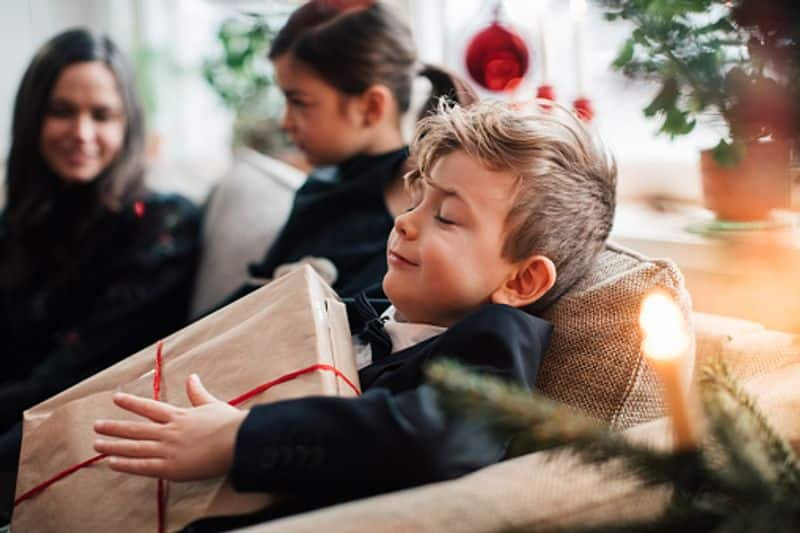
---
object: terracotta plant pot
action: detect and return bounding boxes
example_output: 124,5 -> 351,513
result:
700,140 -> 791,221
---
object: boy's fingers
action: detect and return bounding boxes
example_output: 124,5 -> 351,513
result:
107,456 -> 167,478
94,419 -> 164,441
113,393 -> 177,423
94,438 -> 163,459
186,374 -> 217,407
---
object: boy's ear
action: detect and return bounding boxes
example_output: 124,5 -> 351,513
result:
359,84 -> 394,127
490,256 -> 557,308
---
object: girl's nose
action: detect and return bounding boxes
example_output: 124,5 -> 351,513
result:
281,108 -> 294,134
394,209 -> 419,240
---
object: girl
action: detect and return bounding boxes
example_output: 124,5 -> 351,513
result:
221,0 -> 476,304
0,29 -> 201,488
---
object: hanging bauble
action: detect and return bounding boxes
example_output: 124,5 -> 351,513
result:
573,97 -> 595,122
536,84 -> 556,101
465,22 -> 530,92
534,84 -> 556,111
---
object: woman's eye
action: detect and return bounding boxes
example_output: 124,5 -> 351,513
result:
47,106 -> 72,118
92,109 -> 112,122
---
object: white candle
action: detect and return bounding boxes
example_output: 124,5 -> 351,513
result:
639,290 -> 695,450
570,0 -> 587,97
537,4 -> 549,83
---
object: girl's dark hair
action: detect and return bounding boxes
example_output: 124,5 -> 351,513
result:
270,1 -> 476,120
1,28 -> 146,285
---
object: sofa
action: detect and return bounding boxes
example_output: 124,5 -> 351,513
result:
189,149 -> 800,532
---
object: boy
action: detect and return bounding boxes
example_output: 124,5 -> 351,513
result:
93,100 -> 616,526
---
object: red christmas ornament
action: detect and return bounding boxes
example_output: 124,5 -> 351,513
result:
536,84 -> 557,111
465,22 -> 530,92
573,97 -> 595,122
536,84 -> 556,101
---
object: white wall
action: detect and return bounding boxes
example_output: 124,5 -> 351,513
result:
0,0 -> 115,157
0,0 -> 240,201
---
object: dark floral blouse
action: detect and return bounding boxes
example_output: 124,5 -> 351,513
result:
0,193 -> 201,435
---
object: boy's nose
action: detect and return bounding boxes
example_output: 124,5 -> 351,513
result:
394,210 -> 419,240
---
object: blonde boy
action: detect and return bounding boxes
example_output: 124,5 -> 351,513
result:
94,101 -> 616,527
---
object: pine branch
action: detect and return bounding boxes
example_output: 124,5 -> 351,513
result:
700,360 -> 800,501
426,360 -> 706,488
426,359 -> 800,532
425,360 -> 607,452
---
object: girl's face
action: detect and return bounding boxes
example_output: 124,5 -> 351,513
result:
273,53 -> 370,166
40,61 -> 126,184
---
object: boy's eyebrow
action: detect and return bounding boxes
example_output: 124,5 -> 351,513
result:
422,176 -> 462,199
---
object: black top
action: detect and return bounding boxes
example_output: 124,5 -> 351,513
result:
238,147 -> 408,301
231,303 -> 551,501
0,193 -> 201,435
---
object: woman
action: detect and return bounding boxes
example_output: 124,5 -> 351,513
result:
0,29 -> 201,478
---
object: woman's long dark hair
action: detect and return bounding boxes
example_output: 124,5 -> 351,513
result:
269,1 -> 476,122
1,28 -> 146,286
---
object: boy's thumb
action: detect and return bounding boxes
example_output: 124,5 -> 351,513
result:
186,374 -> 217,406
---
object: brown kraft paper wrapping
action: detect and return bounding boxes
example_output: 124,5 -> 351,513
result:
12,265 -> 360,532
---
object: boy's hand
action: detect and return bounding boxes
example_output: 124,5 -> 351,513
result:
94,374 -> 248,482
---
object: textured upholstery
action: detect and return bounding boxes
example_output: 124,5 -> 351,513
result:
539,242 -> 693,428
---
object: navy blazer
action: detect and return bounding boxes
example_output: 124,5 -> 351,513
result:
231,303 -> 551,498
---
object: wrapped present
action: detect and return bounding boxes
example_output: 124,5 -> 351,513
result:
12,265 -> 359,532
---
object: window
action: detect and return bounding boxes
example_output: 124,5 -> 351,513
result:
409,0 -> 719,202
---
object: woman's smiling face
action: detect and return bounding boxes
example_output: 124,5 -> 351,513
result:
40,61 -> 126,184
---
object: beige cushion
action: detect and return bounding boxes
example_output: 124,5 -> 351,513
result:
716,330 -> 800,383
539,242 -> 693,428
692,312 -> 765,372
743,362 -> 800,451
190,149 -> 304,316
242,419 -> 673,533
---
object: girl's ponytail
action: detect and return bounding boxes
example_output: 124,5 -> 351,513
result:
416,64 -> 477,120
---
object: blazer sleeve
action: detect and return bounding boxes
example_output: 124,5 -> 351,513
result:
231,305 -> 552,499
0,196 -> 201,423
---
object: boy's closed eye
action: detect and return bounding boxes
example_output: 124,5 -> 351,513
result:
434,198 -> 466,226
434,212 -> 456,225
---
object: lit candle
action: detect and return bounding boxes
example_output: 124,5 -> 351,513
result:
570,0 -> 587,97
639,290 -> 695,450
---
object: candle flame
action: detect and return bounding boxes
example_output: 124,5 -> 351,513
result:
639,291 -> 689,361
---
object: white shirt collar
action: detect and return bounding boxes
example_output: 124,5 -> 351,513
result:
353,305 -> 446,370
380,306 -> 446,354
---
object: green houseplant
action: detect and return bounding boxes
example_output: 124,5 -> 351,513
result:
203,8 -> 292,155
601,0 -> 799,220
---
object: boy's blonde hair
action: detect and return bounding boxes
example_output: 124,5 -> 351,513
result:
406,100 -> 617,311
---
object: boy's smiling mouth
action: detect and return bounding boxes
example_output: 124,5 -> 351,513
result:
388,250 -> 419,267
